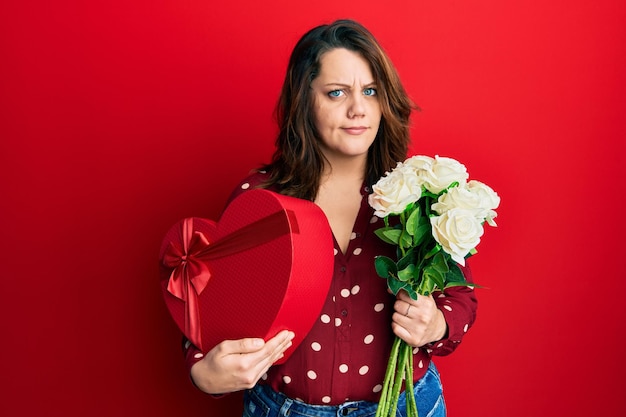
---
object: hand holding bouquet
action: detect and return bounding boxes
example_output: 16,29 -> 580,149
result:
368,155 -> 500,417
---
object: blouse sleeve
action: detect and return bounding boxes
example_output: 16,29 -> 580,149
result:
428,263 -> 478,356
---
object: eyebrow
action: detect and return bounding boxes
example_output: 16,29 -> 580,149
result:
322,81 -> 377,88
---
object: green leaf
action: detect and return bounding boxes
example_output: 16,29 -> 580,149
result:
404,284 -> 418,300
443,262 -> 485,289
423,244 -> 441,259
397,264 -> 415,282
405,206 -> 421,236
423,190 -> 439,199
445,262 -> 466,283
412,223 -> 431,247
431,252 -> 450,274
374,256 -> 397,279
387,276 -> 406,295
422,265 -> 445,293
374,228 -> 401,245
446,181 -> 460,191
419,274 -> 437,296
396,247 -> 416,271
444,281 -> 481,289
399,232 -> 413,249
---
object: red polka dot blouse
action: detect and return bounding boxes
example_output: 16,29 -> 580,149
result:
183,171 -> 478,405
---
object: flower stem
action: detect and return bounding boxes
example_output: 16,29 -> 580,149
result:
405,345 -> 418,417
388,340 -> 409,417
399,211 -> 407,257
375,336 -> 402,417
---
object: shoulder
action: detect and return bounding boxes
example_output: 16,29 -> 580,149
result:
226,169 -> 273,205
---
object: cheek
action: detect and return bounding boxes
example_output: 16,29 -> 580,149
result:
313,105 -> 336,133
371,102 -> 382,121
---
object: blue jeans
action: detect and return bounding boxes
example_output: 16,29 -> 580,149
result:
242,361 -> 446,417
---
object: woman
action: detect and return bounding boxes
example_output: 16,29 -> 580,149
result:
184,19 -> 477,416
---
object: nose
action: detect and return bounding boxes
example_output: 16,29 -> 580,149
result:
348,94 -> 366,118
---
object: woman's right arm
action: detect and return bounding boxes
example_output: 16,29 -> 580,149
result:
186,170 -> 289,394
186,330 -> 295,394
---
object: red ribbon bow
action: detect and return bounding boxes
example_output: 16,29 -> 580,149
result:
161,211 -> 298,350
162,218 -> 212,348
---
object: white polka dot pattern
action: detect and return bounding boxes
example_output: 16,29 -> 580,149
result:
234,168 -> 481,406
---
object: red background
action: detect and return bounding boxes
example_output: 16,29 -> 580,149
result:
2,1 -> 625,416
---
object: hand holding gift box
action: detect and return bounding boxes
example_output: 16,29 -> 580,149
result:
159,189 -> 334,364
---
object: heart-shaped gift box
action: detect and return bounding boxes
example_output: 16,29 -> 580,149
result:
159,189 -> 334,364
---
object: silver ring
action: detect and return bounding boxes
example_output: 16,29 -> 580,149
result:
405,304 -> 411,317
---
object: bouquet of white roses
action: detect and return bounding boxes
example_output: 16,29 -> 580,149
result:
368,155 -> 500,417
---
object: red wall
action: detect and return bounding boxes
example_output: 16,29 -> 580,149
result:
2,1 -> 625,416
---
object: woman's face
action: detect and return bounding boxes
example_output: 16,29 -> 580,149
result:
310,48 -> 382,164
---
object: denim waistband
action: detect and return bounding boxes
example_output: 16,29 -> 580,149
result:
247,383 -> 381,416
243,361 -> 444,417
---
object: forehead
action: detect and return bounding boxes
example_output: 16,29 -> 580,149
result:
316,48 -> 374,82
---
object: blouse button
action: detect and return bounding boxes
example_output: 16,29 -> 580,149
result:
340,266 -> 347,272
341,310 -> 348,316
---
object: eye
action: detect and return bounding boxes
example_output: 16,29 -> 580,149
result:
363,88 -> 377,96
328,90 -> 344,98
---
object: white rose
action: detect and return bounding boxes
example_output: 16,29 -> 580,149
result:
403,155 -> 434,172
421,155 -> 469,195
431,186 -> 480,215
432,184 -> 499,225
369,164 -> 423,217
467,180 -> 500,226
430,208 -> 484,266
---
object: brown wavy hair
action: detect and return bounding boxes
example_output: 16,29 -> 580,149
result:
261,19 -> 417,201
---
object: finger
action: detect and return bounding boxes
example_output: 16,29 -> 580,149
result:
219,338 -> 266,356
248,331 -> 295,380
266,330 -> 295,363
391,322 -> 419,347
246,330 -> 294,368
394,299 -> 412,317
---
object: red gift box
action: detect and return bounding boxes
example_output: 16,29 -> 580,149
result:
159,189 -> 334,364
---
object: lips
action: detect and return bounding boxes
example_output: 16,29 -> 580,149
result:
342,126 -> 368,135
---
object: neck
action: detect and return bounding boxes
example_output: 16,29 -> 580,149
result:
321,154 -> 367,184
